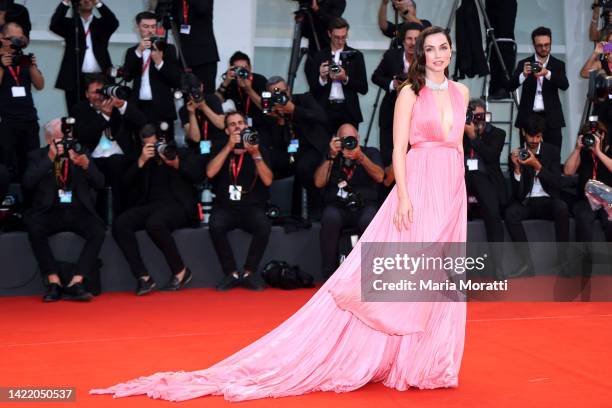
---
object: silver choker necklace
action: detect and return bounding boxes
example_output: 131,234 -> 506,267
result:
425,78 -> 449,91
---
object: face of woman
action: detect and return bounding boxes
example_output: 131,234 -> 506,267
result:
423,33 -> 452,73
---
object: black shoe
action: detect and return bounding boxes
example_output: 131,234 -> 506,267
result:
241,272 -> 266,291
215,273 -> 241,292
43,283 -> 62,302
136,277 -> 156,296
162,268 -> 193,291
62,282 -> 93,301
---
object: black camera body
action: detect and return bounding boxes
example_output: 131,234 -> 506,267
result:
149,36 -> 167,52
518,148 -> 531,162
235,127 -> 259,149
531,61 -> 543,75
328,60 -> 341,74
583,117 -> 600,149
232,66 -> 250,80
175,72 -> 204,103
465,107 -> 487,125
7,37 -> 32,67
154,139 -> 177,161
588,69 -> 612,100
341,135 -> 358,151
96,85 -> 131,100
57,117 -> 84,156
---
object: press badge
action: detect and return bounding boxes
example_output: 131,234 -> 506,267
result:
229,185 -> 242,201
288,139 -> 299,153
58,189 -> 73,203
466,159 -> 478,171
180,24 -> 191,35
200,140 -> 212,154
11,86 -> 26,98
99,135 -> 113,151
337,180 -> 348,199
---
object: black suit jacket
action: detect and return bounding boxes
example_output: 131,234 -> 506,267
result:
172,0 -> 219,67
70,100 -> 147,159
22,148 -> 104,219
509,55 -> 569,128
508,142 -> 561,201
463,125 -> 508,205
308,45 -> 368,124
50,2 -> 119,91
123,148 -> 203,223
123,44 -> 181,120
372,47 -> 405,129
302,0 -> 346,55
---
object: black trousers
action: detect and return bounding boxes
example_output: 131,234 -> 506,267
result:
320,203 -> 377,279
24,205 -> 106,280
93,155 -> 133,218
190,62 -> 218,93
208,205 -> 271,275
573,199 -> 612,242
0,163 -> 8,202
64,73 -> 88,113
137,100 -> 175,141
466,172 -> 504,242
0,120 -> 40,182
379,126 -> 393,168
543,126 -> 563,154
112,201 -> 190,278
326,102 -> 359,134
486,0 -> 517,94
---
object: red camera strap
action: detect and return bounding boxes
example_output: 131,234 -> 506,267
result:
7,66 -> 20,86
592,151 -> 598,180
342,165 -> 355,181
183,0 -> 189,24
142,53 -> 152,74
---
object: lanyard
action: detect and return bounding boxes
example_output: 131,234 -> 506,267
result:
592,151 -> 598,180
197,112 -> 209,140
55,158 -> 70,189
342,165 -> 355,181
236,79 -> 253,115
84,24 -> 92,39
7,66 -> 20,86
183,0 -> 189,24
469,148 -> 475,159
230,153 -> 245,185
142,53 -> 152,74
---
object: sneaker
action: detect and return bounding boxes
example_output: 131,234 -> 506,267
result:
215,273 -> 241,292
136,277 -> 157,296
161,268 -> 193,291
62,282 -> 93,301
43,283 -> 62,302
241,272 -> 266,291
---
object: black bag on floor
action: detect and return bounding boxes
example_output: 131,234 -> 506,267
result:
261,260 -> 315,290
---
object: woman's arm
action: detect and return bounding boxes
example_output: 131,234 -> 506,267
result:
392,85 -> 416,203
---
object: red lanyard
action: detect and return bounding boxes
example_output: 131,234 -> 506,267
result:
230,153 -> 245,184
56,159 -> 70,189
7,66 -> 20,86
342,165 -> 355,181
142,53 -> 152,74
469,148 -> 475,159
183,0 -> 189,24
236,79 -> 252,115
592,151 -> 598,180
84,25 -> 92,39
196,112 -> 209,140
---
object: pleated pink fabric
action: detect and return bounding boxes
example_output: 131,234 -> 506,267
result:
91,81 -> 468,402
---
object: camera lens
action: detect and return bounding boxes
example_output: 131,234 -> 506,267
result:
341,136 -> 358,150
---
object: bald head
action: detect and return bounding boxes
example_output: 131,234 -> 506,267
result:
337,123 -> 359,140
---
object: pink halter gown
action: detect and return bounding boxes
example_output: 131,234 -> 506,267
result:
91,80 -> 468,402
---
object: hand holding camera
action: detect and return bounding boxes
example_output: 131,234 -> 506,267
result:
138,38 -> 152,54
100,98 -> 114,116
329,136 -> 342,159
342,144 -> 363,162
0,53 -> 12,67
69,150 -> 90,170
330,65 -> 347,82
532,62 -> 549,78
523,61 -> 532,77
319,61 -> 330,80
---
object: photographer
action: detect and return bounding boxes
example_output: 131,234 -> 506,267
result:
590,1 -> 612,43
314,123 -> 383,280
377,0 -> 430,40
206,111 -> 273,292
112,123 -> 202,296
22,119 -> 105,302
0,22 -> 43,182
505,114 -> 569,276
509,26 -> 569,155
308,17 -> 368,133
372,22 -> 422,187
463,98 -> 507,247
178,73 -> 225,159
0,0 -> 31,37
171,0 -> 219,92
564,119 -> 612,243
122,11 -> 181,140
70,74 -> 147,216
50,0 -> 119,112
580,32 -> 612,79
215,51 -> 268,131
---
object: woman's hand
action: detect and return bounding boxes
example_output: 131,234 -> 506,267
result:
394,196 -> 413,231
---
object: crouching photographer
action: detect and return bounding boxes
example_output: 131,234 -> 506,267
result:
206,112 -> 273,292
314,123 -> 384,279
564,118 -> 612,243
112,123 -> 202,296
22,118 -> 105,302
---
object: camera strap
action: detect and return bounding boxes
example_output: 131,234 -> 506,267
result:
142,53 -> 152,75
199,113 -> 209,140
54,158 -> 70,190
230,153 -> 245,185
593,151 -> 599,180
182,0 -> 189,24
7,66 -> 20,86
237,87 -> 252,116
341,165 -> 355,181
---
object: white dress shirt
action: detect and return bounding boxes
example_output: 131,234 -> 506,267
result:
518,54 -> 551,112
513,143 -> 550,198
134,48 -> 164,101
80,15 -> 102,74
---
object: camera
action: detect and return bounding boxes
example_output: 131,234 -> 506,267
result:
587,69 -> 612,100
328,60 -> 341,75
465,107 -> 488,125
6,36 -> 32,67
235,127 -> 260,149
518,148 -> 531,162
96,85 -> 131,100
341,135 -> 358,150
154,122 -> 177,160
149,36 -> 167,52
57,117 -> 84,156
174,72 -> 204,103
583,116 -> 600,149
531,61 -> 542,74
271,88 -> 289,106
232,66 -> 250,80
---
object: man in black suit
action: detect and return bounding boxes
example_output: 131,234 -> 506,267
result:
22,118 -> 106,302
113,124 -> 202,296
71,74 -> 147,216
123,11 -> 181,140
509,26 -> 569,155
50,0 -> 119,112
463,98 -> 507,243
505,114 -> 569,276
0,0 -> 31,37
171,0 -> 219,92
372,22 -> 422,186
206,112 -> 272,292
308,17 -> 368,133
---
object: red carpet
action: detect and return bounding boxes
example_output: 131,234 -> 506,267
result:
1,287 -> 611,407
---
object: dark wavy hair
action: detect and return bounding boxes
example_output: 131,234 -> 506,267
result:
405,26 -> 452,96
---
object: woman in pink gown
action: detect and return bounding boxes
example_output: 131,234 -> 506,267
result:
91,26 -> 470,403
